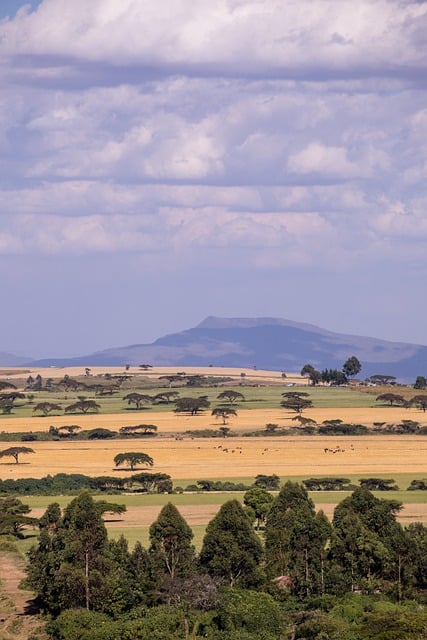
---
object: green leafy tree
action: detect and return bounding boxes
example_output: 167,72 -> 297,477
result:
0,446 -> 35,464
27,492 -> 115,613
359,478 -> 399,491
0,496 -> 38,536
148,502 -> 197,596
328,487 -> 406,594
174,396 -> 210,415
114,452 -> 154,471
200,499 -> 264,588
414,375 -> 427,390
321,368 -> 348,385
254,474 -> 280,490
265,481 -> 331,597
342,355 -> 362,378
300,364 -> 321,386
243,487 -> 274,529
215,587 -> 285,638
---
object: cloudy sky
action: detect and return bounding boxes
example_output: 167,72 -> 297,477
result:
1,0 -> 426,358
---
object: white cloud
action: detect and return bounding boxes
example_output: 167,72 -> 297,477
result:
0,0 -> 426,79
287,142 -> 360,179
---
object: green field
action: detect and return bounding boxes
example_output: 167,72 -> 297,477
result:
0,383 -> 378,420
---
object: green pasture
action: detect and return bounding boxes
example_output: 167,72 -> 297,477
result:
0,383 -> 379,421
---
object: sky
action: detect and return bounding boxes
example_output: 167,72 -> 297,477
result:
1,0 -> 427,358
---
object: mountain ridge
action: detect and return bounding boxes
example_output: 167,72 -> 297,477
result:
7,316 -> 425,381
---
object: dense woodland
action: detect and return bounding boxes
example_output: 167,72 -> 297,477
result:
14,484 -> 427,639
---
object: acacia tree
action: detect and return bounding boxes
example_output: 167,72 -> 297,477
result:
123,393 -> 152,410
410,395 -> 427,412
152,391 -> 180,404
113,452 -> 154,471
0,446 -> 35,464
174,396 -> 210,415
65,400 -> 100,414
211,407 -> 237,425
281,392 -> 312,414
216,390 -> 245,404
375,393 -> 405,407
0,380 -> 17,391
119,424 -> 158,436
0,496 -> 38,536
33,402 -> 62,416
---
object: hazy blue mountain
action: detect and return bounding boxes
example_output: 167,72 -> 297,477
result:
0,351 -> 30,366
25,316 -> 427,380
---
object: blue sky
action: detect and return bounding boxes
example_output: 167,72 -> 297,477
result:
1,0 -> 427,358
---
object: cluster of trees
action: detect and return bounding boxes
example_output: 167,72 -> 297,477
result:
0,471 -> 173,497
376,393 -> 427,411
23,485 -> 427,639
300,355 -> 362,386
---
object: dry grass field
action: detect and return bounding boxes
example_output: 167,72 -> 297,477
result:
1,433 -> 426,479
1,406 -> 426,435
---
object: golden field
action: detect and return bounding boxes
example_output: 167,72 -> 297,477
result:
1,433 -> 427,480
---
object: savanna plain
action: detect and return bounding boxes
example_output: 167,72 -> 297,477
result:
1,365 -> 426,550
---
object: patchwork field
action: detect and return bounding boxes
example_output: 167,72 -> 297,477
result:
1,366 -> 427,540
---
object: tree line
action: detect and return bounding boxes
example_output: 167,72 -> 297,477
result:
18,484 -> 427,639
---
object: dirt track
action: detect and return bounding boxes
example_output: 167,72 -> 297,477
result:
0,554 -> 47,640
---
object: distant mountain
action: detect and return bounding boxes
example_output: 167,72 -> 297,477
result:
26,316 -> 427,381
0,351 -> 30,366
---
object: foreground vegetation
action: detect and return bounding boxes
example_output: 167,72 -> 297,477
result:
16,485 -> 427,639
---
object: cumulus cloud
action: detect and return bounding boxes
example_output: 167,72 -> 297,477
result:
0,1 -> 425,280
0,0 -> 426,80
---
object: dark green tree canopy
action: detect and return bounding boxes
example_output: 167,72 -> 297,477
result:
149,502 -> 196,585
281,392 -> 313,414
375,393 -> 405,406
300,364 -> 322,385
114,452 -> 154,471
65,400 -> 100,414
414,375 -> 427,390
0,446 -> 35,464
33,401 -> 62,416
216,390 -> 245,404
342,355 -> 362,378
174,396 -> 210,415
200,499 -> 264,588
